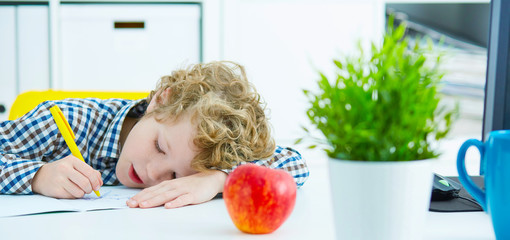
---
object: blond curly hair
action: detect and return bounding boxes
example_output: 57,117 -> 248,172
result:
145,61 -> 275,171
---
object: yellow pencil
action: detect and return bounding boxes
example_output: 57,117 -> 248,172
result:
50,105 -> 101,197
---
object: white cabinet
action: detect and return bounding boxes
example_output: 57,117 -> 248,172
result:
59,4 -> 201,91
0,5 -> 49,121
17,6 -> 50,93
0,2 -> 203,120
0,6 -> 16,121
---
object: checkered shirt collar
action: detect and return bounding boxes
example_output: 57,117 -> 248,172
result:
97,99 -> 143,160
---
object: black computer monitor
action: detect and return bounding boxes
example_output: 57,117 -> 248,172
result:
482,0 -> 510,141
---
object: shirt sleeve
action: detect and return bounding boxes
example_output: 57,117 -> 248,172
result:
0,101 -> 59,194
222,146 -> 310,188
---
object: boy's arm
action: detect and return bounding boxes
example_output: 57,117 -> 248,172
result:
127,146 -> 309,209
0,101 -> 58,194
222,146 -> 310,188
0,154 -> 45,194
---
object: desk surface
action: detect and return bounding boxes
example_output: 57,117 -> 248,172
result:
0,138 -> 496,240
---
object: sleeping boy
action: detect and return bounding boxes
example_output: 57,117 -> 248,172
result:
0,61 -> 309,209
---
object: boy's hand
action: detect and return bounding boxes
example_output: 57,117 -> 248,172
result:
127,170 -> 227,209
32,155 -> 103,199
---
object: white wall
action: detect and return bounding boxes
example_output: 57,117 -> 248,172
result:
222,0 -> 382,143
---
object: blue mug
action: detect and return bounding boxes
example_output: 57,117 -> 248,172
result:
457,130 -> 510,239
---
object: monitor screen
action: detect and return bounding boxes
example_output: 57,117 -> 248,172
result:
482,0 -> 510,141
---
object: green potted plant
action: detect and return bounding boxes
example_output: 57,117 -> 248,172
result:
301,16 -> 456,240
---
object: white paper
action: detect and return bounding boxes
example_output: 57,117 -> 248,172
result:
0,186 -> 141,217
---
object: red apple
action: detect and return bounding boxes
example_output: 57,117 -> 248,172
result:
223,164 -> 297,234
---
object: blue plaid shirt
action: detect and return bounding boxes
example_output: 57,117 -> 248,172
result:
0,98 -> 309,194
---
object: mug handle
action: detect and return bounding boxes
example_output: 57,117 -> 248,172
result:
456,139 -> 486,211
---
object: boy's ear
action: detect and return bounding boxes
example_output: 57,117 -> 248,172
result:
158,87 -> 172,104
147,87 -> 171,113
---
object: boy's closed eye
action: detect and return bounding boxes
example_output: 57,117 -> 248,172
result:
155,139 -> 179,179
154,139 -> 165,154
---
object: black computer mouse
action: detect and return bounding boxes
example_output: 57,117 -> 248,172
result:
431,173 -> 462,201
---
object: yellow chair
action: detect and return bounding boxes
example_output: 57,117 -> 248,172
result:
8,90 -> 149,120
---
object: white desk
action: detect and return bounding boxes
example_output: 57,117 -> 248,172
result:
0,145 -> 495,240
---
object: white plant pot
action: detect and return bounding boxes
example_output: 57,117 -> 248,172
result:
328,158 -> 434,240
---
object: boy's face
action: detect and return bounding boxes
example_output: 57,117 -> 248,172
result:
116,113 -> 199,188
